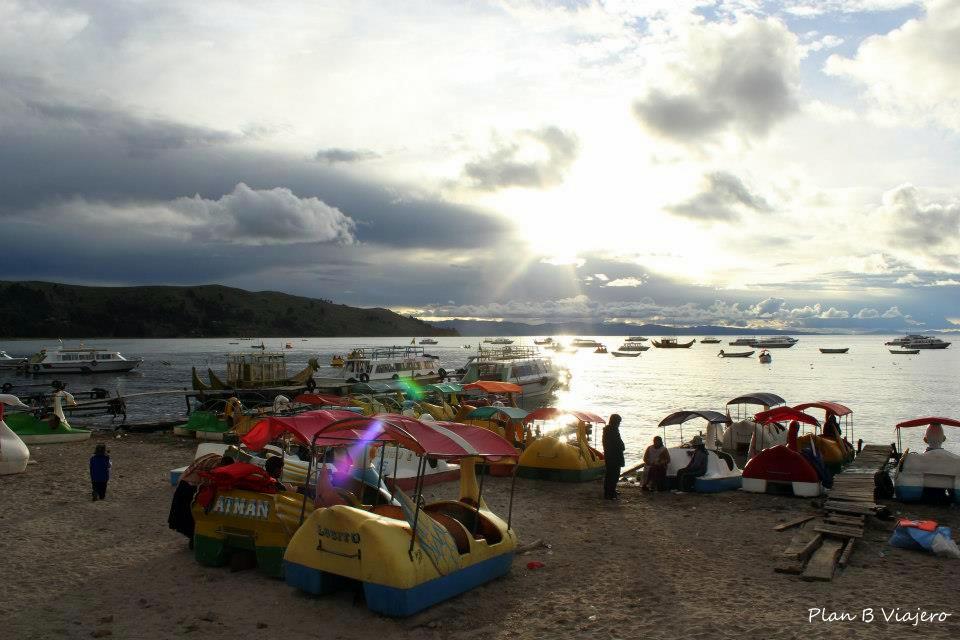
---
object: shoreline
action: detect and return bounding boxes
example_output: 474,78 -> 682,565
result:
3,434 -> 959,639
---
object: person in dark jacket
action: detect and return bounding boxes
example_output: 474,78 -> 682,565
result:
89,444 -> 111,501
675,435 -> 708,492
602,414 -> 625,499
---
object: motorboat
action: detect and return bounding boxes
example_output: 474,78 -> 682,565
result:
533,338 -> 554,345
700,338 -> 721,344
657,410 -> 741,492
313,346 -> 446,385
886,334 -> 950,349
3,389 -> 91,444
652,337 -> 695,348
750,336 -> 798,348
617,341 -> 649,352
625,336 -> 647,342
0,351 -> 27,369
890,349 -> 919,355
742,406 -> 827,497
594,345 -> 608,354
570,338 -> 600,348
793,401 -> 856,473
459,346 -> 563,400
23,346 -> 142,374
819,348 -> 849,354
894,417 -> 960,503
611,351 -> 640,357
419,338 -> 439,345
728,337 -> 756,346
281,414 -> 520,616
0,394 -> 32,475
193,352 -> 318,390
517,408 -> 607,481
717,350 -> 753,358
721,392 -> 788,457
490,338 -> 514,345
758,350 -> 772,363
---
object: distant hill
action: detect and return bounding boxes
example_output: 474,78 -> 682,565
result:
0,281 -> 457,339
433,319 -> 823,337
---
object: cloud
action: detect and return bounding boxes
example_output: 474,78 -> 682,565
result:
462,127 -> 579,190
877,184 -> 960,256
753,297 -> 786,316
36,183 -> 356,246
632,16 -> 800,144
605,277 -> 645,288
895,272 -> 922,285
825,0 -> 960,131
882,306 -> 904,318
854,308 -> 880,319
314,148 -> 380,164
667,172 -> 771,221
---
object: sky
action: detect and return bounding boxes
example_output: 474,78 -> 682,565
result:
1,0 -> 958,331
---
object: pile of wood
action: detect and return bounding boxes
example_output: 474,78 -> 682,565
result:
774,470 -> 884,581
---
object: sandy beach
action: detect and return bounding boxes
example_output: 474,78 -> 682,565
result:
3,434 -> 959,640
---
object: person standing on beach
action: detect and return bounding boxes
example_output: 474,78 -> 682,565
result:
602,414 -> 625,500
89,443 -> 111,501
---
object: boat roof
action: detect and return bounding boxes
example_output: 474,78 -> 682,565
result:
793,401 -> 852,417
243,411 -> 517,461
465,406 -> 530,420
523,407 -> 605,424
463,380 -> 523,394
658,410 -> 730,427
349,381 -> 411,394
293,393 -> 353,407
895,417 -> 960,430
754,406 -> 820,426
472,345 -> 544,361
426,383 -> 463,394
726,392 -> 786,407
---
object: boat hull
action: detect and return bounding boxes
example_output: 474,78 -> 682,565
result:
26,361 -> 141,374
611,352 -> 640,358
819,348 -> 849,354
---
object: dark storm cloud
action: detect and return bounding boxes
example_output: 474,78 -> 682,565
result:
882,184 -> 960,252
314,148 -> 381,163
462,127 -> 579,190
667,172 -> 771,221
633,17 -> 799,144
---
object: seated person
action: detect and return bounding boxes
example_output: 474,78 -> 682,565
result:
924,423 -> 946,451
264,455 -> 295,492
675,435 -> 708,492
640,435 -> 670,491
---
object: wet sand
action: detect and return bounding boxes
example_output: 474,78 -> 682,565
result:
2,434 -> 959,640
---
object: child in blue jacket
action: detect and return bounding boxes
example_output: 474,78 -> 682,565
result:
90,444 -> 111,501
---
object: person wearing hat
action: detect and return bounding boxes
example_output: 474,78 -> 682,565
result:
602,414 -> 625,500
675,435 -> 708,492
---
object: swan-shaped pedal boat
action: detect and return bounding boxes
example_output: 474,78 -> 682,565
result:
894,417 -> 960,504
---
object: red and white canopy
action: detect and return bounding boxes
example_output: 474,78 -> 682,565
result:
895,416 -> 960,430
522,407 -> 606,424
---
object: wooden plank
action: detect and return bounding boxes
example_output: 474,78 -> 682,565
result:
824,501 -> 879,514
827,494 -> 876,503
838,539 -> 856,568
775,525 -> 822,574
801,538 -> 844,581
782,531 -> 823,561
773,515 -> 816,532
813,523 -> 863,539
825,514 -> 865,527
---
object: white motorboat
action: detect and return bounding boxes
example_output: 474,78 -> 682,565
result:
900,336 -> 950,350
885,334 -> 928,346
625,336 -> 648,342
490,338 -> 514,345
570,338 -> 601,348
315,345 -> 446,384
728,337 -> 756,346
419,338 -> 438,345
0,351 -> 27,369
459,345 -> 564,400
750,336 -> 798,348
24,346 -> 142,374
617,341 -> 649,352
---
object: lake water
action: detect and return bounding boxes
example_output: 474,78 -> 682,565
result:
2,335 -> 957,465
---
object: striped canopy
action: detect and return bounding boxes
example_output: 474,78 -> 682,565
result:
522,407 -> 605,424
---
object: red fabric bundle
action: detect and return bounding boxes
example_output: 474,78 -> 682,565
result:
194,462 -> 278,510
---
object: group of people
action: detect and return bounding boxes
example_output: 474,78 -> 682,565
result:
601,417 -> 711,498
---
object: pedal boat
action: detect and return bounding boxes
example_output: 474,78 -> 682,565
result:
893,417 -> 960,503
657,410 -> 741,492
190,409 -> 392,577
463,405 -> 530,476
793,401 -> 855,473
1,394 -> 32,475
516,408 -> 607,481
282,414 -> 519,617
721,392 -> 788,459
3,390 -> 91,444
741,407 -> 826,497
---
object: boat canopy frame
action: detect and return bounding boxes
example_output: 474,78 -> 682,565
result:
894,416 -> 960,453
793,401 -> 854,442
657,410 -> 730,443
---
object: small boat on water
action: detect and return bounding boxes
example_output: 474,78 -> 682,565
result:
0,351 -> 27,369
890,349 -> 919,355
617,341 -> 649,352
819,348 -> 849,354
533,338 -> 553,345
594,345 -> 608,354
718,350 -> 754,358
611,351 -> 640,357
419,338 -> 438,345
885,334 -> 951,349
758,350 -> 772,363
570,338 -> 601,348
463,344 -> 472,349
490,338 -> 514,345
23,346 -> 142,374
750,336 -> 798,349
652,338 -> 695,349
285,342 -> 293,349
700,338 -> 721,344
728,337 -> 756,346
625,336 -> 647,342
3,390 -> 91,444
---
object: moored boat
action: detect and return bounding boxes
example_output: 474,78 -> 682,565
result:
419,338 -> 439,345
490,338 -> 514,345
893,417 -> 960,503
717,350 -> 753,358
517,408 -> 607,481
533,338 -> 554,345
593,345 -> 608,354
0,351 -> 27,369
750,336 -> 798,348
741,407 -> 827,497
459,346 -> 563,400
625,336 -> 647,342
3,390 -> 91,444
23,346 -> 142,374
758,349 -> 772,363
699,338 -> 721,344
652,338 -> 695,348
886,334 -> 950,349
0,394 -> 32,475
721,392 -> 788,457
728,337 -> 756,346
890,349 -> 919,355
611,351 -> 640,357
656,410 -> 741,492
819,348 -> 849,354
192,352 -> 318,390
570,338 -> 600,348
314,346 -> 444,385
617,341 -> 649,352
